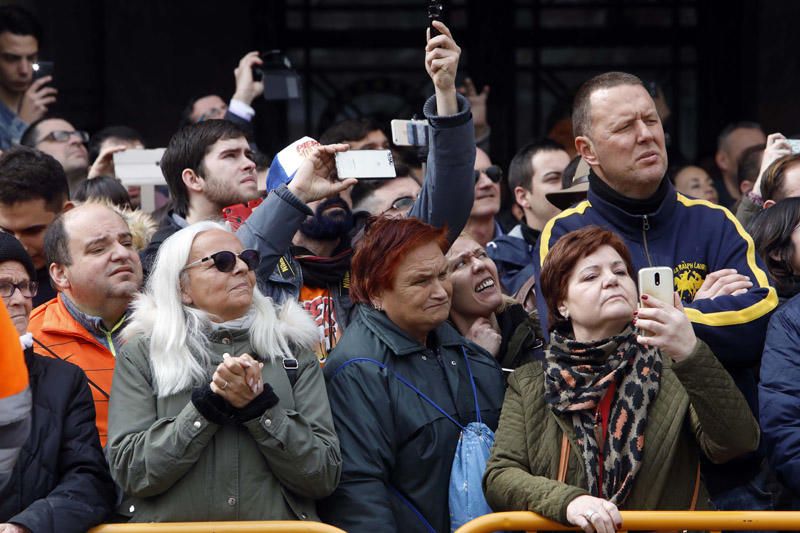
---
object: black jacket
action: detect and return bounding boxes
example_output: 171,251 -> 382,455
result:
319,305 -> 506,533
0,348 -> 115,533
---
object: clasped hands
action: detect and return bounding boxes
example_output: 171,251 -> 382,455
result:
210,352 -> 264,408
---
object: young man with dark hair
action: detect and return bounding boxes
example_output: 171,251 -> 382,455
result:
534,70 -> 778,512
488,139 -> 569,293
140,118 -> 355,294
0,6 -> 55,149
140,119 -> 260,273
0,146 -> 72,306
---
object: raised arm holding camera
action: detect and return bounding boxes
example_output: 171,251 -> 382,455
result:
237,19 -> 476,363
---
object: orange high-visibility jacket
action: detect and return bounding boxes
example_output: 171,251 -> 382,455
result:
28,295 -> 115,446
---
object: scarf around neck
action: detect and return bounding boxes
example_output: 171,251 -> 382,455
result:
293,245 -> 353,288
543,325 -> 662,505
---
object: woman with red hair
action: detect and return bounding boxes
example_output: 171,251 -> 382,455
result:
484,226 -> 759,533
319,216 -> 505,533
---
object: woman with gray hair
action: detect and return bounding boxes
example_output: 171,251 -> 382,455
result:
106,221 -> 341,522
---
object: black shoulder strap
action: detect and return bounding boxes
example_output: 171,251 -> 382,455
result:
283,358 -> 299,387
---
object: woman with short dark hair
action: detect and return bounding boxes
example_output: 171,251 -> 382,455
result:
484,226 -> 759,533
319,216 -> 505,533
748,197 -> 800,302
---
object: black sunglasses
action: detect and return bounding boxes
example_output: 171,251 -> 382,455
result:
183,249 -> 260,273
474,165 -> 503,183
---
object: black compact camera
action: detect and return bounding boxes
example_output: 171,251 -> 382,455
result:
253,51 -> 301,101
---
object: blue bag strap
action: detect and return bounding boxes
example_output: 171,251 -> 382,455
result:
460,347 -> 483,425
387,484 -> 437,533
334,357 -> 467,431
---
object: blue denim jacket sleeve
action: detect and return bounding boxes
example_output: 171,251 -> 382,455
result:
0,100 -> 27,150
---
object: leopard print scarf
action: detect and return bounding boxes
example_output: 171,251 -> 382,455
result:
543,324 -> 662,505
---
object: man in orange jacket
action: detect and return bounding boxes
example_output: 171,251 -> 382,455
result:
0,299 -> 29,488
28,203 -> 142,446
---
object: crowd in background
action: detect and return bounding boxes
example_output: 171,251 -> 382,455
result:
1,4 -> 800,533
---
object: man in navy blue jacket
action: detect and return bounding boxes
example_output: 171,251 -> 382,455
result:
533,71 -> 778,509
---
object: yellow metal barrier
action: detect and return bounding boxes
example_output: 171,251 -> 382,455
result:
454,511 -> 800,533
89,521 -> 346,533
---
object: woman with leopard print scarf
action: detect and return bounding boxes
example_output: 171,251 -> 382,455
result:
484,227 -> 760,533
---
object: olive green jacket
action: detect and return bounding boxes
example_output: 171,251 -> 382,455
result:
107,327 -> 341,523
483,341 -> 759,523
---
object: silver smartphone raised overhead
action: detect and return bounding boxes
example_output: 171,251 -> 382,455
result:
390,119 -> 430,147
335,150 -> 396,179
638,266 -> 674,307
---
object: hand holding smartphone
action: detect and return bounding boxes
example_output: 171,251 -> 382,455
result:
335,150 -> 396,179
32,61 -> 54,82
638,267 -> 674,307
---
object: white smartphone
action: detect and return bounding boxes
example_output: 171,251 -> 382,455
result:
113,148 -> 167,185
638,266 -> 674,307
335,150 -> 396,179
390,119 -> 429,147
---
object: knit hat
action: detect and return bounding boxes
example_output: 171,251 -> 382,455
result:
0,232 -> 35,279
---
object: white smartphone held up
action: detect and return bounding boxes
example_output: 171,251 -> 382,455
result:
390,119 -> 430,147
638,266 -> 674,307
335,150 -> 396,179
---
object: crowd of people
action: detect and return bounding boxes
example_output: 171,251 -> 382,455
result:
1,4 -> 800,533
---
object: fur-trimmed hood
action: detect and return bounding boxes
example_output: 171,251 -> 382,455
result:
124,292 -> 317,349
123,291 -> 318,396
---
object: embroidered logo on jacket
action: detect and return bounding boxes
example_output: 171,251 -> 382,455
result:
674,261 -> 708,300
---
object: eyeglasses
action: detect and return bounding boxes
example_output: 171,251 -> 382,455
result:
37,130 -> 90,144
474,165 -> 503,183
198,107 -> 227,122
389,195 -> 415,212
183,249 -> 260,273
0,280 -> 38,298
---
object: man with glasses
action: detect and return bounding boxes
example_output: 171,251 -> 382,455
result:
464,147 -> 504,247
350,167 -> 421,219
28,202 -> 143,446
180,51 -> 265,139
21,117 -> 89,193
0,231 -> 114,532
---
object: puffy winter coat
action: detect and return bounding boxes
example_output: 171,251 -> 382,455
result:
0,348 -> 115,533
